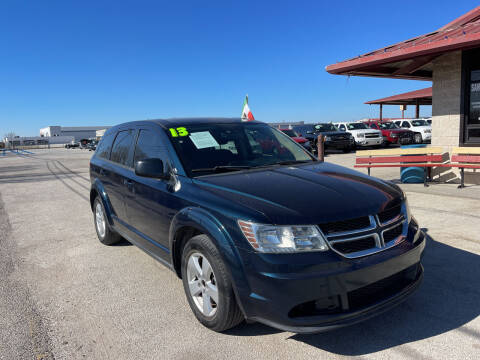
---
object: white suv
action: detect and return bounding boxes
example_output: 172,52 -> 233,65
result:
336,122 -> 383,147
394,119 -> 432,143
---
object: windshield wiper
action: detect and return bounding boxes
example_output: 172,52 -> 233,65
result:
192,165 -> 252,173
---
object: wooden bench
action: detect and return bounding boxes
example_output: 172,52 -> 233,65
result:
444,147 -> 480,188
355,147 -> 445,187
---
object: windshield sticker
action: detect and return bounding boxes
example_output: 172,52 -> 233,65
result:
169,127 -> 189,137
189,131 -> 219,149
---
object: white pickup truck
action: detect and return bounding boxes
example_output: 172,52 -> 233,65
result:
393,119 -> 432,143
336,122 -> 383,148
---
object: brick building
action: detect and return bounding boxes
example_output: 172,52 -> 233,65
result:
326,6 -> 480,183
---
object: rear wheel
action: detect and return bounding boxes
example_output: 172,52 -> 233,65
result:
181,234 -> 244,332
93,197 -> 122,245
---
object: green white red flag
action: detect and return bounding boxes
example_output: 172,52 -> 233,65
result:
241,95 -> 255,121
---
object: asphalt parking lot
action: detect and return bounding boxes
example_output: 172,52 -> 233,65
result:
0,148 -> 479,360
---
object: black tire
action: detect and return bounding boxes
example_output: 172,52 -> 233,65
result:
181,234 -> 244,332
343,147 -> 351,153
93,197 -> 122,245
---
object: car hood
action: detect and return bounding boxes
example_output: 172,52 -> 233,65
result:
193,162 -> 402,225
387,129 -> 411,134
319,131 -> 348,136
347,129 -> 381,135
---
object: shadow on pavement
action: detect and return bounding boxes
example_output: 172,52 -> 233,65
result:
228,235 -> 480,355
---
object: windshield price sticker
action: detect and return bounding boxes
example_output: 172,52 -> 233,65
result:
189,131 -> 219,149
169,127 -> 189,137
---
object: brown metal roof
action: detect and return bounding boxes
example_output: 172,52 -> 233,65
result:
326,6 -> 480,80
365,87 -> 432,105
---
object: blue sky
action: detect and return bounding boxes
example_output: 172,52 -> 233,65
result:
1,0 -> 478,136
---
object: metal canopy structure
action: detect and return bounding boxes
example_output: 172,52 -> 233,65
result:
365,87 -> 432,119
326,6 -> 480,80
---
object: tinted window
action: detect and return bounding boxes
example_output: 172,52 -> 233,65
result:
402,121 -> 411,128
96,131 -> 116,159
370,124 -> 378,129
346,123 -> 367,130
314,123 -> 337,132
339,124 -> 346,130
411,120 -> 428,126
110,130 -> 134,166
379,122 -> 399,129
134,129 -> 166,163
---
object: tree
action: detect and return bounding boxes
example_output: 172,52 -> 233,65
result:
4,131 -> 17,140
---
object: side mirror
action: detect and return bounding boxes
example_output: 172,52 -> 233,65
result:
135,158 -> 169,179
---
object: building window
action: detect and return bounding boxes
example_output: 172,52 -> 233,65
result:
462,49 -> 480,145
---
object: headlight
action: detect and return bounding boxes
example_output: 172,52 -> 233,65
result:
238,221 -> 329,253
357,133 -> 365,138
424,129 -> 431,133
324,136 -> 332,141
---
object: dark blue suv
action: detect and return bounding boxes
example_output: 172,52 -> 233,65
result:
90,118 -> 425,333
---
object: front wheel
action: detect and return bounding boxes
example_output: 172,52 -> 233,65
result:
414,133 -> 423,144
181,234 -> 244,332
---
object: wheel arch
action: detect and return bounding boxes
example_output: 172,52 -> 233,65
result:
90,179 -> 114,226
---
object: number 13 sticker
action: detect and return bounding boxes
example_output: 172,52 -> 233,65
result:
169,127 -> 189,137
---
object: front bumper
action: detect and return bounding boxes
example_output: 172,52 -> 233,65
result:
324,139 -> 354,149
235,222 -> 426,333
356,138 -> 383,147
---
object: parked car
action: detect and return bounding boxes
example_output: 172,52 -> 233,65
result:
87,140 -> 98,151
362,120 -> 417,146
335,122 -> 383,148
279,128 -> 312,152
90,118 -> 426,333
292,124 -> 355,153
393,119 -> 432,143
65,142 -> 80,149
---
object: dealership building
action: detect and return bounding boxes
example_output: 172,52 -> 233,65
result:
326,6 -> 480,183
40,126 -> 110,141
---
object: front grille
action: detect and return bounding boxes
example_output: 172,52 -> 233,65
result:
378,204 -> 402,224
319,216 -> 371,235
332,237 -> 376,254
333,135 -> 348,140
348,264 -> 420,311
383,223 -> 403,243
365,132 -> 380,138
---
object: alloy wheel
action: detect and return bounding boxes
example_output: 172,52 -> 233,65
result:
95,202 -> 106,238
186,252 -> 218,317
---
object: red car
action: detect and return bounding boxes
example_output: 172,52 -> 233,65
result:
279,128 -> 312,151
361,120 -> 416,146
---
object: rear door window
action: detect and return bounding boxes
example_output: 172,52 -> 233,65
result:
96,131 -> 116,159
110,130 -> 135,167
134,129 -> 167,163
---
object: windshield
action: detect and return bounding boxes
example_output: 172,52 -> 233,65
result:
411,120 -> 429,126
379,122 -> 399,129
168,123 -> 314,176
346,123 -> 367,130
314,123 -> 337,132
280,129 -> 298,137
